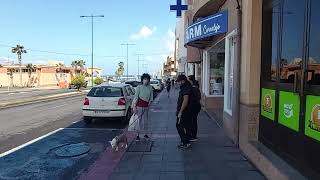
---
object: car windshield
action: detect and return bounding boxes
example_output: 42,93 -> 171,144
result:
150,81 -> 159,84
87,87 -> 123,97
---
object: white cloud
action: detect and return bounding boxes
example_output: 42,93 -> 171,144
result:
130,25 -> 157,40
166,28 -> 175,52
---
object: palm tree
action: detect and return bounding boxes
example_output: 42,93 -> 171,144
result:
55,63 -> 64,73
26,63 -> 36,87
71,60 -> 86,75
12,45 -> 27,87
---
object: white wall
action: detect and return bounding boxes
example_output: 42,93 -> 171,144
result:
176,14 -> 187,74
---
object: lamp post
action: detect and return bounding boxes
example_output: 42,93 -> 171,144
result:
80,14 -> 104,86
121,43 -> 136,80
136,54 -> 144,78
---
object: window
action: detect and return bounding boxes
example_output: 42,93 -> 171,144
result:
280,0 -> 305,83
207,41 -> 225,96
307,0 -> 320,85
87,87 -> 123,97
224,30 -> 237,115
262,0 -> 280,82
125,86 -> 134,96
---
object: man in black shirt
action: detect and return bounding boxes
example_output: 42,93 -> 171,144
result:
176,75 -> 192,149
188,75 -> 201,141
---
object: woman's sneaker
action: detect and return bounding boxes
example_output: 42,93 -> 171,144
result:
144,135 -> 150,139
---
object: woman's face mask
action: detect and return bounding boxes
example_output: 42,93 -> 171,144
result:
143,79 -> 149,85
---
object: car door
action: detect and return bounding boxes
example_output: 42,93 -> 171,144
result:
123,86 -> 134,112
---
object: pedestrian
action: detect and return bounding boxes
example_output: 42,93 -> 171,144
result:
166,78 -> 171,98
132,73 -> 153,141
171,79 -> 175,88
176,75 -> 193,149
188,75 -> 201,141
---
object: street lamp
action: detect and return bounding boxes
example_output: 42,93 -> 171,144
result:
80,14 -> 104,86
136,54 -> 144,78
121,43 -> 136,80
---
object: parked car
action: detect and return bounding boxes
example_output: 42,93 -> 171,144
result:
155,79 -> 164,90
82,83 -> 135,124
150,80 -> 162,91
125,80 -> 142,89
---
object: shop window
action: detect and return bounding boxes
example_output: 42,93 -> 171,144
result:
262,0 -> 280,82
307,0 -> 320,85
280,0 -> 305,84
203,41 -> 225,97
225,30 -> 237,115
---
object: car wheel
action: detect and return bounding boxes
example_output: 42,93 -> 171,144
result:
83,116 -> 92,125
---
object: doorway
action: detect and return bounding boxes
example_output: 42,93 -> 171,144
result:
260,0 -> 320,178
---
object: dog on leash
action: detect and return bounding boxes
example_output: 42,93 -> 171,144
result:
110,134 -> 128,152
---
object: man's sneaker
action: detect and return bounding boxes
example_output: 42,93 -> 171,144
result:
178,143 -> 191,149
144,135 -> 150,139
136,136 -> 141,141
190,138 -> 198,142
177,142 -> 184,148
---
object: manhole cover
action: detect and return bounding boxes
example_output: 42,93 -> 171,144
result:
127,140 -> 153,152
54,143 -> 91,157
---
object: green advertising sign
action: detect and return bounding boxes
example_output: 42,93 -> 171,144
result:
305,95 -> 320,142
261,88 -> 275,121
278,91 -> 300,131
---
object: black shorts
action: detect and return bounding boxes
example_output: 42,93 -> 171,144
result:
166,86 -> 171,91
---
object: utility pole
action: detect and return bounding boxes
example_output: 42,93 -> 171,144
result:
80,14 -> 104,86
121,43 -> 135,80
136,54 -> 144,78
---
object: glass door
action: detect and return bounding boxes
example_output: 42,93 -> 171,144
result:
260,0 -> 320,178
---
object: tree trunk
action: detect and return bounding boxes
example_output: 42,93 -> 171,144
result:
19,56 -> 22,87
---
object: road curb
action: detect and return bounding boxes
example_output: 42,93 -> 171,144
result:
0,92 -> 85,110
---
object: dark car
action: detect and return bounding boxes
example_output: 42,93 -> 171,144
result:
125,81 -> 141,88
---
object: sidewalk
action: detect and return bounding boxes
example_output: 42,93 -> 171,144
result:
106,89 -> 267,180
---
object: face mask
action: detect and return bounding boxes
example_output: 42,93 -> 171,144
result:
143,79 -> 148,85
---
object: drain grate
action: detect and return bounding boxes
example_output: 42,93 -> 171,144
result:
126,140 -> 153,152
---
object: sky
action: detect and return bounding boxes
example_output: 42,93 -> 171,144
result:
0,0 -> 178,75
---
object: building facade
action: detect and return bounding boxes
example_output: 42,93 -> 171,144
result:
0,63 -> 100,88
177,0 -> 320,179
163,56 -> 177,78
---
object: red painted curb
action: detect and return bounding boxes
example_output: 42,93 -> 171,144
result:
78,132 -> 137,180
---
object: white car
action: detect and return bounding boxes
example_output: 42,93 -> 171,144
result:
150,80 -> 161,91
82,83 -> 135,124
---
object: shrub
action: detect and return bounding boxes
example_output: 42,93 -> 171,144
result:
71,74 -> 86,90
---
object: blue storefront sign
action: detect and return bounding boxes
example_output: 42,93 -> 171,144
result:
185,11 -> 228,44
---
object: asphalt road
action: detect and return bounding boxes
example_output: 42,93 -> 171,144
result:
0,90 -> 161,154
0,90 -> 160,180
0,88 -> 77,104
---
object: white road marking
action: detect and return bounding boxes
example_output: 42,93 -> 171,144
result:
51,104 -> 69,109
0,128 -> 63,158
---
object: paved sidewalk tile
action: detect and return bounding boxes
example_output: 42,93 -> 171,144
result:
108,89 -> 266,180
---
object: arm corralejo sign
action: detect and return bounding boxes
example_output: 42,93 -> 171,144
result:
185,11 -> 228,44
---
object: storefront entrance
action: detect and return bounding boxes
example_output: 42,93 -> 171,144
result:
260,0 -> 320,178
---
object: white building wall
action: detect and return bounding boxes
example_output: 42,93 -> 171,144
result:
176,14 -> 187,74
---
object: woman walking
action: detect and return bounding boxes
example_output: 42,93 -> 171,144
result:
132,73 -> 153,141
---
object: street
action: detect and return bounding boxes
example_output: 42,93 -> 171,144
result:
0,88 -> 77,105
0,90 -> 160,154
0,90 -> 266,180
